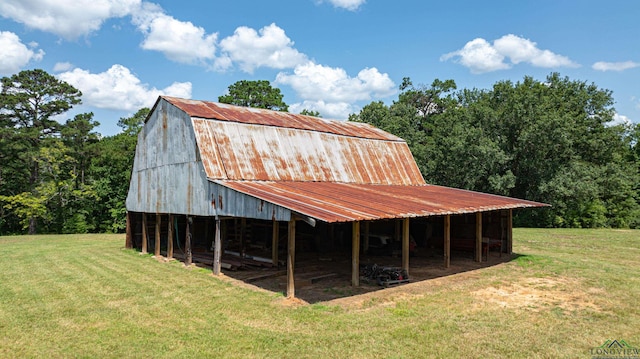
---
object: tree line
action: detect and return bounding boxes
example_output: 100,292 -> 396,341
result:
350,74 -> 640,228
0,70 -> 638,234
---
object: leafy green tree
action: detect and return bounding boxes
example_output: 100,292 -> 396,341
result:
61,113 -> 100,186
0,69 -> 82,234
117,107 -> 149,136
352,73 -> 640,228
218,80 -> 288,111
87,109 -> 148,232
300,109 -> 321,117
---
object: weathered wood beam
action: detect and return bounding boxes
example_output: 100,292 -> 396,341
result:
352,221 -> 360,287
402,218 -> 410,275
155,214 -> 161,257
363,221 -> 370,253
286,218 -> 296,299
167,214 -> 174,259
125,212 -> 132,249
213,217 -> 221,275
185,216 -> 192,266
141,213 -> 148,254
272,219 -> 279,266
507,209 -> 513,254
475,212 -> 482,262
444,215 -> 451,268
240,218 -> 246,257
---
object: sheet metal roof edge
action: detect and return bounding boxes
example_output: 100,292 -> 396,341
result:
161,95 -> 405,142
423,183 -> 550,208
212,179 -> 549,223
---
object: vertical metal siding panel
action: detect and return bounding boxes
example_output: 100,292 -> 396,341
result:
127,98 -> 216,216
306,131 -> 334,181
340,136 -> 365,184
245,124 -> 271,180
211,122 -> 241,180
259,126 -> 283,181
289,129 -> 318,181
210,183 -> 291,221
276,127 -> 302,181
390,142 -> 425,185
192,119 -> 227,179
216,123 -> 246,180
228,122 -> 257,180
378,141 -> 410,185
320,133 -> 350,183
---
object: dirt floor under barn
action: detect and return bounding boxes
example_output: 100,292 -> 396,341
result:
171,247 -> 513,304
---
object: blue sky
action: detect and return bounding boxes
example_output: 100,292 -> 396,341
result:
1,0 -> 639,136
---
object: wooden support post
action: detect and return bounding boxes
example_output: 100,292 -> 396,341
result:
444,215 -> 451,268
363,221 -> 370,253
213,217 -> 221,275
402,218 -> 410,275
507,209 -> 513,254
125,212 -> 132,249
141,213 -> 148,254
240,218 -> 246,257
185,216 -> 192,266
286,218 -> 296,299
155,214 -> 161,257
475,212 -> 482,262
352,221 -> 360,287
272,219 -> 279,266
167,214 -> 174,259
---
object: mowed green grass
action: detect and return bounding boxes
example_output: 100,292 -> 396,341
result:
0,229 -> 638,358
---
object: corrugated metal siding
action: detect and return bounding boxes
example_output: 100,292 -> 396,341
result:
163,96 -> 402,141
126,98 -> 215,216
128,96 -> 546,221
209,182 -> 291,221
191,119 -> 426,185
215,181 -> 548,223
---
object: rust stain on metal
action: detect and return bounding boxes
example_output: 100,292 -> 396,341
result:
163,96 -> 402,141
218,194 -> 223,210
216,181 -> 548,223
185,103 -> 426,185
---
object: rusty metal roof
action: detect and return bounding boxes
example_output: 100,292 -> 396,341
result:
188,107 -> 425,185
133,96 -> 547,221
163,96 -> 401,141
216,181 -> 548,223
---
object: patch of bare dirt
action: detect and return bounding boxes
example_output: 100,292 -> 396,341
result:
471,277 -> 602,312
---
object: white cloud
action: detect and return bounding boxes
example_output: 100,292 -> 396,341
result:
607,113 -> 633,127
53,62 -> 74,72
318,0 -> 366,11
276,62 -> 394,119
593,61 -> 640,72
0,0 -> 140,40
218,23 -> 308,73
290,100 -> 358,120
441,34 -> 578,73
132,3 -> 217,65
276,62 -> 395,102
57,64 -> 191,111
440,38 -> 509,74
0,31 -> 44,75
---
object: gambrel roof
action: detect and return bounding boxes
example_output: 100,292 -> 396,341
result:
126,96 -> 545,222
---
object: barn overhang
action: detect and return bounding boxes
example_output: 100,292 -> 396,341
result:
213,180 -> 548,223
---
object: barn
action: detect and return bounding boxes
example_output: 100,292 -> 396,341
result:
125,96 -> 546,298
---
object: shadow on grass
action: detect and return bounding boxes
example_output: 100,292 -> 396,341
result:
167,248 -> 520,304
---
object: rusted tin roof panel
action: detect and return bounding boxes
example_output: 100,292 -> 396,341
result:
216,181 -> 548,223
163,96 -> 401,141
191,118 -> 426,185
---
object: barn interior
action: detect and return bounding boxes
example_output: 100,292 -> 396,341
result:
126,209 -> 514,303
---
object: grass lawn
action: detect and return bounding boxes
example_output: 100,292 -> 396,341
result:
0,229 -> 638,358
